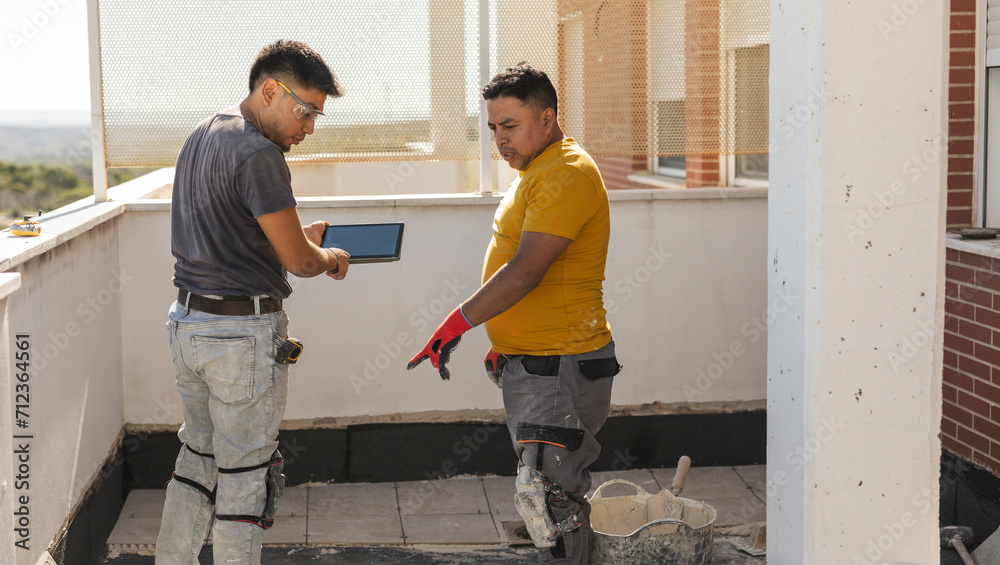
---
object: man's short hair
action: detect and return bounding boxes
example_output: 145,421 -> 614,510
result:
248,40 -> 342,97
482,63 -> 557,116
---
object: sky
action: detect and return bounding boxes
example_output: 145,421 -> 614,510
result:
1,0 -> 93,126
0,0 -> 485,127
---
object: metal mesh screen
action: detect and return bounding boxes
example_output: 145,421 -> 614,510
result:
97,0 -> 769,168
98,0 -> 479,166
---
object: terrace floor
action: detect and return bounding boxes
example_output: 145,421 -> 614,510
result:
103,465 -> 767,564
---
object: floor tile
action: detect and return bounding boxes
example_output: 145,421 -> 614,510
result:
119,489 -> 166,519
701,494 -> 766,527
309,482 -> 399,516
105,466 -> 768,549
494,514 -> 525,544
481,476 -> 516,516
397,477 -> 489,515
733,465 -> 766,499
106,517 -> 162,545
276,486 -> 308,517
401,513 -> 500,544
651,466 -> 750,500
588,469 -> 659,499
307,514 -> 404,544
263,515 -> 307,544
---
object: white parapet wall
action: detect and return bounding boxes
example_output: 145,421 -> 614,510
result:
120,186 -> 768,427
0,273 -> 22,565
0,171 -> 167,565
0,171 -> 766,563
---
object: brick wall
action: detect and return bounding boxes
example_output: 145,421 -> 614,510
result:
947,0 -> 977,227
594,157 -> 654,191
685,0 -> 722,188
943,247 -> 1000,476
566,0 -> 649,191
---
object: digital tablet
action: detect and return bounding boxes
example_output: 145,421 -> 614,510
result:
321,222 -> 404,264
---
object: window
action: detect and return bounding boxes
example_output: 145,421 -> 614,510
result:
730,43 -> 769,186
648,0 -> 769,187
654,100 -> 686,178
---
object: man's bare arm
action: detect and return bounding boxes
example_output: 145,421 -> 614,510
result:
257,207 -> 348,279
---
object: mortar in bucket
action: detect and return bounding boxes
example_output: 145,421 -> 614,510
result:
588,458 -> 716,564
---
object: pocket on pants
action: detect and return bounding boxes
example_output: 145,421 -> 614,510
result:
577,357 -> 622,381
521,355 -> 561,377
191,335 -> 256,405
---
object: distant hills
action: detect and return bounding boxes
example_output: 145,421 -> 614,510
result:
0,126 -> 94,166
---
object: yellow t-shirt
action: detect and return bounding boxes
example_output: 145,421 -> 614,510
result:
482,138 -> 612,355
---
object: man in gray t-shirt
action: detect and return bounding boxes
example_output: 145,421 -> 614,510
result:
156,41 -> 347,565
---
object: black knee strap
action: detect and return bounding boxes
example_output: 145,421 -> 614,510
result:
185,444 -> 215,459
168,444 -> 218,503
215,450 -> 284,530
215,514 -> 274,529
217,455 -> 281,475
170,473 -> 217,503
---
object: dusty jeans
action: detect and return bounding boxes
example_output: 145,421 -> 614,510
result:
502,339 -> 618,565
155,300 -> 289,565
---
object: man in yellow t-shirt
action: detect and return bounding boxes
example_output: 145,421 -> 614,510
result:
408,63 -> 620,565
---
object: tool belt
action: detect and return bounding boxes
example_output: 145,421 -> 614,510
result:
521,354 -> 622,381
179,289 -> 282,316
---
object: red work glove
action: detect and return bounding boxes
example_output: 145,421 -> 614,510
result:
484,347 -> 507,389
407,306 -> 474,380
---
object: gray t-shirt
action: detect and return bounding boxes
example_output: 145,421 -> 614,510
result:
171,107 -> 298,299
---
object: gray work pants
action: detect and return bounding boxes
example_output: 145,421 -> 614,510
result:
502,339 -> 617,565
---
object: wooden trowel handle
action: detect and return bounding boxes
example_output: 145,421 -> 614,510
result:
671,456 -> 692,495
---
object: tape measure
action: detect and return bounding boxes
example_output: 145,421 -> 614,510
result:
10,212 -> 41,237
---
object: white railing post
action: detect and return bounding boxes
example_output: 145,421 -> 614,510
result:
478,0 -> 492,194
87,0 -> 108,202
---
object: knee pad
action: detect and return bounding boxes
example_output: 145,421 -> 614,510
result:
215,449 -> 285,529
513,465 -> 582,548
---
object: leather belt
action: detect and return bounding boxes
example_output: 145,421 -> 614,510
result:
178,289 -> 282,316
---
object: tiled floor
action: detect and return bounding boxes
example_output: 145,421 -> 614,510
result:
107,465 -> 766,552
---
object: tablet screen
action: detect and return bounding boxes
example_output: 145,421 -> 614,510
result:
321,222 -> 404,263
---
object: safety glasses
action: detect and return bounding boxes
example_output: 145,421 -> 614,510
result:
274,79 -> 324,122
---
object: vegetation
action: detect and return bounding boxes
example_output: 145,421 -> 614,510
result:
0,161 -> 146,225
0,162 -> 92,222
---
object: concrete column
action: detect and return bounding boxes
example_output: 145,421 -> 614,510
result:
768,1 -> 947,563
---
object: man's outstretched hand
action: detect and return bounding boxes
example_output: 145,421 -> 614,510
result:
406,307 -> 474,380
